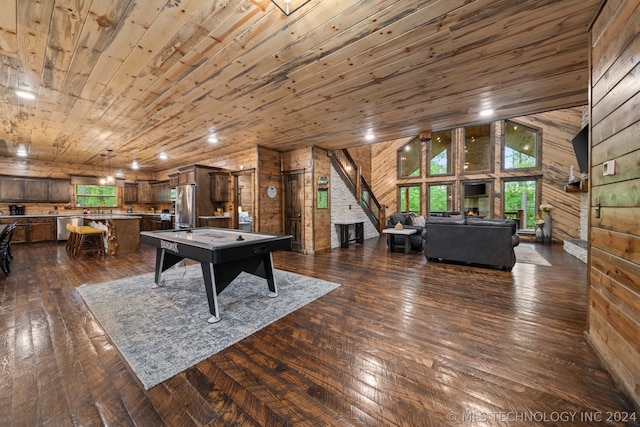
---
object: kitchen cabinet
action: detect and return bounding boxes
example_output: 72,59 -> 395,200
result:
178,168 -> 196,185
141,214 -> 172,231
137,181 -> 153,203
199,216 -> 230,228
168,173 -> 179,188
209,172 -> 229,202
124,183 -> 138,203
0,176 -> 70,202
151,181 -> 171,203
48,179 -> 71,202
24,178 -> 49,201
0,217 -> 56,243
0,177 -> 25,201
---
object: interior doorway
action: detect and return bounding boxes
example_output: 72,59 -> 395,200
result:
233,169 -> 255,231
283,170 -> 304,252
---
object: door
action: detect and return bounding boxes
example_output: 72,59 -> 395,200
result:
283,171 -> 304,252
233,170 -> 255,231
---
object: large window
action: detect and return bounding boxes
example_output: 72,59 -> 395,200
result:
463,181 -> 491,218
398,137 -> 421,178
429,130 -> 452,175
76,185 -> 117,207
464,124 -> 492,172
428,184 -> 452,215
398,185 -> 421,214
503,178 -> 539,230
503,121 -> 539,169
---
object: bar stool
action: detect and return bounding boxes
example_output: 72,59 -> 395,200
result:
71,226 -> 106,258
66,223 -> 78,253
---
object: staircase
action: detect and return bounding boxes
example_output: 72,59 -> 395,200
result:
330,149 -> 386,231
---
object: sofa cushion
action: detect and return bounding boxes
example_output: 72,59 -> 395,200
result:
466,217 -> 517,234
411,215 -> 426,227
426,216 -> 466,225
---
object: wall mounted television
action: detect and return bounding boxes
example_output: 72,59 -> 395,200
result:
571,125 -> 589,174
464,183 -> 487,196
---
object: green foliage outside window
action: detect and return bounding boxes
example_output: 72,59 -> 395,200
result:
76,185 -> 117,207
503,180 -> 537,229
429,184 -> 452,213
429,130 -> 452,175
399,185 -> 421,213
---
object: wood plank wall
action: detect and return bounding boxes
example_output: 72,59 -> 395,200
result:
313,147 -> 331,252
257,146 -> 284,235
370,110 -> 584,242
587,0 -> 640,410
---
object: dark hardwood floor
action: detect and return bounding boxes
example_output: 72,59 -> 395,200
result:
0,237 -> 636,426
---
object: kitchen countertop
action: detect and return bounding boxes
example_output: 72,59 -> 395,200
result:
0,212 -> 163,219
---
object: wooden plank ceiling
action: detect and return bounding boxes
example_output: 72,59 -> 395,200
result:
0,0 -> 598,171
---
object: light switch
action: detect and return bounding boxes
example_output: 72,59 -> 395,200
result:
603,160 -> 616,176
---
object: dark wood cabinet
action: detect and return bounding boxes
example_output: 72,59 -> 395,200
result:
199,216 -> 230,228
0,217 -> 56,243
48,179 -> 71,202
178,168 -> 196,185
124,183 -> 138,203
24,179 -> 49,201
151,181 -> 171,203
137,181 -> 153,203
0,177 -> 24,201
0,176 -> 70,202
168,173 -> 179,188
209,172 -> 229,202
141,215 -> 172,231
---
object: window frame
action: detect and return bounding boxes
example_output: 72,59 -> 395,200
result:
428,129 -> 454,177
397,136 -> 422,178
398,184 -> 422,214
463,123 -> 494,174
502,120 -> 542,171
75,184 -> 118,208
427,182 -> 454,216
502,176 -> 541,230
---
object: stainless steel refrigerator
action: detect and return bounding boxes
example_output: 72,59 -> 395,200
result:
175,184 -> 196,228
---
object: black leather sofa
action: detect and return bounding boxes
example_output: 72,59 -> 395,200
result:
422,217 -> 520,270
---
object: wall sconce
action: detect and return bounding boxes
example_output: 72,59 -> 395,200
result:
271,0 -> 311,16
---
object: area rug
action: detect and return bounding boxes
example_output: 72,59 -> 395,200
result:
514,244 -> 552,266
77,265 -> 340,389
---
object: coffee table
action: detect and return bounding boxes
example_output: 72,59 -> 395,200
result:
382,228 -> 417,254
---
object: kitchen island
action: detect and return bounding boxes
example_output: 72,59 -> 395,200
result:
84,215 -> 142,256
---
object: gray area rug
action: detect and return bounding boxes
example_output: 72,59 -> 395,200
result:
77,265 -> 340,389
514,244 -> 552,266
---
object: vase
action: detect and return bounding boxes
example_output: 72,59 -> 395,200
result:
535,226 -> 543,242
543,214 -> 552,243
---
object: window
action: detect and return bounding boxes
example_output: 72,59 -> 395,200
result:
76,185 -> 117,207
429,130 -> 452,175
503,178 -> 539,230
398,137 -> 421,178
428,184 -> 452,215
463,181 -> 491,218
464,124 -> 492,172
503,121 -> 539,169
398,185 -> 421,214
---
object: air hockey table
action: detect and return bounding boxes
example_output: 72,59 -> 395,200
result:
140,227 -> 292,323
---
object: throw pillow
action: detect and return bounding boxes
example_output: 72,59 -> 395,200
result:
394,222 -> 404,230
413,215 -> 426,227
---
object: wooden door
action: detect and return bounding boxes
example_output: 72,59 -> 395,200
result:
233,170 -> 255,230
284,172 -> 304,252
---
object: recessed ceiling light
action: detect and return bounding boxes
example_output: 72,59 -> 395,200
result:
208,135 -> 218,143
159,152 -> 168,160
479,109 -> 494,117
16,90 -> 36,100
365,132 -> 375,141
132,159 -> 139,170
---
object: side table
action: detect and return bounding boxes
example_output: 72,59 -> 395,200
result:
382,228 -> 417,254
